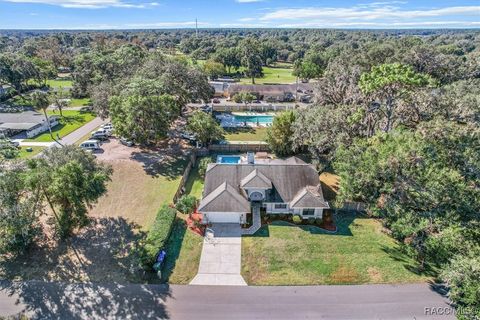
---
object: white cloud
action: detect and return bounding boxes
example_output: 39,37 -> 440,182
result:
259,5 -> 480,21
3,0 -> 158,8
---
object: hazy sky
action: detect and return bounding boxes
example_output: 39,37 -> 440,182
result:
0,0 -> 479,29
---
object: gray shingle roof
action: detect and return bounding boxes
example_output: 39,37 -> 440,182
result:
290,186 -> 329,208
201,161 -> 327,212
240,169 -> 272,189
198,182 -> 251,213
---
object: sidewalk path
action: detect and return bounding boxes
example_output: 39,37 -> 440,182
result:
0,280 -> 454,319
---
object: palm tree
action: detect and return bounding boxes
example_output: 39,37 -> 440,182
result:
31,90 -> 54,140
52,87 -> 69,117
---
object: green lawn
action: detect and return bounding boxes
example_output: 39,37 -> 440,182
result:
70,98 -> 91,107
224,127 -> 268,142
46,79 -> 73,88
25,110 -> 95,142
184,163 -> 205,198
242,214 -> 436,285
163,218 -> 203,284
238,63 -> 296,85
17,146 -> 45,159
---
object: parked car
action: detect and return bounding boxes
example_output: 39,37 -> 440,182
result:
90,131 -> 109,141
120,137 -> 134,147
212,98 -> 220,104
181,132 -> 197,142
94,128 -> 111,136
80,140 -> 100,151
101,123 -> 113,131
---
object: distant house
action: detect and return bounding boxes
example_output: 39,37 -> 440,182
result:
209,81 -> 230,97
0,85 -> 12,97
227,83 -> 313,102
198,156 -> 329,224
0,111 -> 59,138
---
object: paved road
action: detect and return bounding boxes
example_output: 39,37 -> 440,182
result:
60,117 -> 105,145
0,281 -> 454,320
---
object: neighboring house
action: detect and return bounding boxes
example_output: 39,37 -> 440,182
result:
227,83 -> 313,103
0,111 -> 59,138
0,85 -> 12,97
198,156 -> 329,224
209,81 -> 230,97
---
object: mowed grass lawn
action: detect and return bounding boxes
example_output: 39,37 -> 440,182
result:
238,63 -> 296,85
46,79 -> 73,88
224,127 -> 268,142
25,110 -> 95,142
162,162 -> 205,283
242,214 -> 435,285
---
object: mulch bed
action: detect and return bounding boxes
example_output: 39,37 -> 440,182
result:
186,213 -> 205,236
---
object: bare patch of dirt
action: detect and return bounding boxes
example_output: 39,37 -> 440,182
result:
367,267 -> 384,282
329,265 -> 361,284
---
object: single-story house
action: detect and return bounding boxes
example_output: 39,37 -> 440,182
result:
209,81 -> 230,97
198,156 -> 329,224
226,83 -> 314,102
0,111 -> 59,138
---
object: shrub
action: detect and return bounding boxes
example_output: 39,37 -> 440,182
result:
307,217 -> 316,224
441,253 -> 480,319
140,203 -> 177,268
175,195 -> 197,215
315,218 -> 323,225
292,215 -> 302,224
198,156 -> 214,177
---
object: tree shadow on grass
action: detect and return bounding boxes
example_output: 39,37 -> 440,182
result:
131,152 -> 188,179
381,245 -> 439,279
0,217 -> 175,318
161,218 -> 187,283
0,217 -> 146,284
225,127 -> 256,135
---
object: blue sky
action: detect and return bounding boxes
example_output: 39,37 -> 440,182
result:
0,0 -> 479,29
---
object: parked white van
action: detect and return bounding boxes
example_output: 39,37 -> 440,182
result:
80,140 -> 100,151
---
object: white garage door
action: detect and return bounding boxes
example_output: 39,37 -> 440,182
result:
206,212 -> 241,223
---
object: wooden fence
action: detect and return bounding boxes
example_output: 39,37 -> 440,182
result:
212,104 -> 297,112
336,201 -> 367,213
172,152 -> 197,203
208,143 -> 270,153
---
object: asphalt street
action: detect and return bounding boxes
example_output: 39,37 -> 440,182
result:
0,281 -> 455,320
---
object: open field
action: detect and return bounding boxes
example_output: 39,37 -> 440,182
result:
0,140 -> 191,284
25,110 -> 95,142
224,127 -> 268,142
46,79 -> 73,88
238,63 -> 296,85
242,214 -> 436,285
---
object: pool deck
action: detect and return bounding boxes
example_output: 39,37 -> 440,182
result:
217,113 -> 273,128
231,111 -> 276,116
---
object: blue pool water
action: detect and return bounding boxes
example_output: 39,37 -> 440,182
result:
217,155 -> 241,164
234,115 -> 274,124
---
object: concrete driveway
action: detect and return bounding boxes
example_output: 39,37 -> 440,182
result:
190,224 -> 247,286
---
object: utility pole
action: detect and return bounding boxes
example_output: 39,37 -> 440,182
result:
195,18 -> 198,37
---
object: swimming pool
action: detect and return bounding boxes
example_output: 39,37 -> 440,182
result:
217,155 -> 241,164
234,115 -> 274,124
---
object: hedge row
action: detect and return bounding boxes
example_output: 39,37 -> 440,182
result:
140,203 -> 176,267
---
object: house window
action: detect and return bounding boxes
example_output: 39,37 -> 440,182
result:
302,208 -> 315,216
274,203 -> 287,209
